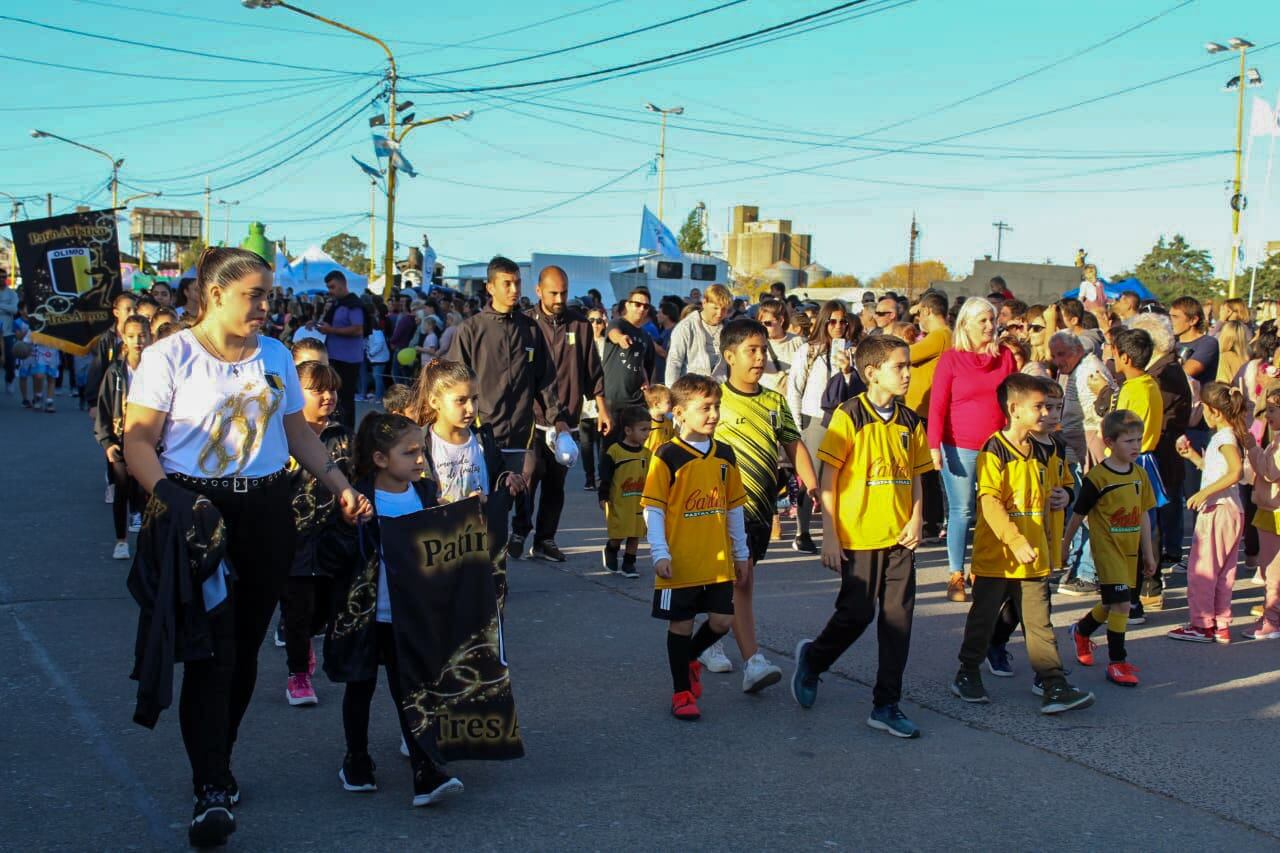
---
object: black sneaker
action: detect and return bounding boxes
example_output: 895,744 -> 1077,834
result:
227,774 -> 240,807
620,557 -> 639,579
531,539 -> 566,563
1039,681 -> 1095,715
507,534 -> 525,561
1129,604 -> 1146,626
412,765 -> 464,807
274,621 -> 286,648
189,785 -> 236,848
602,547 -> 620,573
1057,577 -> 1099,597
791,535 -> 818,554
339,752 -> 377,792
583,479 -> 596,491
950,669 -> 989,703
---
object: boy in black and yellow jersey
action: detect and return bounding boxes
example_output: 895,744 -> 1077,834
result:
643,385 -> 675,453
951,374 -> 1096,715
598,406 -> 653,577
791,336 -> 930,738
642,374 -> 750,721
702,319 -> 819,693
1063,410 -> 1156,687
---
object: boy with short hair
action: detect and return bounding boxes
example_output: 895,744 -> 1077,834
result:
382,383 -> 413,416
643,384 -> 675,453
291,337 -> 329,366
951,374 -> 1096,715
1063,410 -> 1156,686
703,318 -> 819,692
642,375 -> 749,720
791,335 -> 930,737
599,406 -> 653,577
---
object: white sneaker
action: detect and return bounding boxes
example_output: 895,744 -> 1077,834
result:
105,483 -> 115,504
128,512 -> 143,533
112,541 -> 130,560
742,652 -> 783,694
698,640 -> 733,673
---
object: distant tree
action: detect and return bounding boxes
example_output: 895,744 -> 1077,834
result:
323,232 -> 370,275
177,238 -> 207,272
1238,252 -> 1280,303
1135,234 -> 1216,303
677,205 -> 706,254
806,273 -> 863,289
867,260 -> 951,293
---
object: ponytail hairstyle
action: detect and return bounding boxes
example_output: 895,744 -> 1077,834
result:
407,358 -> 475,426
193,246 -> 271,324
1200,381 -> 1251,448
352,412 -> 419,480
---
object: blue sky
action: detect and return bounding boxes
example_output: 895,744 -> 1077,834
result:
3,0 -> 1277,284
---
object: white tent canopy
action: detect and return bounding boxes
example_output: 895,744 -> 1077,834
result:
288,245 -> 367,294
273,247 -> 296,289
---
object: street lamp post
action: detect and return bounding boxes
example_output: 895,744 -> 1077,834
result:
1206,37 -> 1263,297
645,103 -> 684,223
217,199 -> 240,247
30,130 -> 124,209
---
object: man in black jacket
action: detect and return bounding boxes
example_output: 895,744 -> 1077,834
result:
447,256 -> 567,560
513,266 -> 610,562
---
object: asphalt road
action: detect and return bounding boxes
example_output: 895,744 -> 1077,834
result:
2,391 -> 1278,851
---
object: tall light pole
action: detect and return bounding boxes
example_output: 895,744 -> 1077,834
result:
30,130 -> 123,209
1206,37 -> 1263,297
217,199 -> 240,247
992,220 -> 1013,261
645,103 -> 684,223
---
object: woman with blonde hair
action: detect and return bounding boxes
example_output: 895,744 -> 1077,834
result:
928,297 -> 1016,601
1025,305 -> 1052,366
1216,319 -> 1249,384
1219,298 -> 1250,327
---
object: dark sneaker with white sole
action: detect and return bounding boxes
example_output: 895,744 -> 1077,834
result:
506,535 -> 525,561
950,669 -> 989,703
1039,681 -> 1095,715
530,539 -> 566,562
413,766 -> 464,807
189,785 -> 236,848
602,547 -> 620,573
339,752 -> 377,792
1057,577 -> 1099,597
984,644 -> 1014,677
790,639 -> 820,708
867,703 -> 920,738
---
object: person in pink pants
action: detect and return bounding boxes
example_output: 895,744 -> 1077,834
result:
1168,383 -> 1248,644
1244,387 -> 1280,640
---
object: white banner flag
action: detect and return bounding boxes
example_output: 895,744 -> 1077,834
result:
1250,95 -> 1280,138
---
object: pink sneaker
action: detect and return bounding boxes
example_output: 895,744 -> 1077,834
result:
308,641 -> 317,676
1243,621 -> 1280,640
286,673 -> 318,706
1166,624 -> 1214,643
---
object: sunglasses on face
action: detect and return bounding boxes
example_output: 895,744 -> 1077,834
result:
874,310 -> 895,318
589,318 -> 605,324
1028,323 -> 1046,332
626,300 -> 649,309
828,318 -> 847,325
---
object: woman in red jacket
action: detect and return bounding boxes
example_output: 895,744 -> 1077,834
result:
927,297 -> 1016,603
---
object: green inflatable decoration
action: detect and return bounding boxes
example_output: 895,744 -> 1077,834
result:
241,221 -> 272,266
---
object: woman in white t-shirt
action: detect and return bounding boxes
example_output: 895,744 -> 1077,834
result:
124,247 -> 371,847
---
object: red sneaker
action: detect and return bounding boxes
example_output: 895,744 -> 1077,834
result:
1070,624 -> 1095,666
1214,627 -> 1231,645
671,690 -> 701,721
688,660 -> 703,699
1166,624 -> 1214,643
1105,661 -> 1140,686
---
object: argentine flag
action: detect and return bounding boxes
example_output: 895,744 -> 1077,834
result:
639,206 -> 680,257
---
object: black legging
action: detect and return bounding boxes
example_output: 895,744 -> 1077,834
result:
107,456 -> 143,540
343,623 -> 436,773
177,475 -> 295,792
579,417 -> 601,484
281,576 -> 329,675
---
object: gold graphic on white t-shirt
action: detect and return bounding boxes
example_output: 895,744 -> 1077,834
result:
196,383 -> 283,476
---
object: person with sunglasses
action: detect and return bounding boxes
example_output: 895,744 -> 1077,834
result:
603,289 -> 657,443
578,309 -> 610,490
868,297 -> 900,336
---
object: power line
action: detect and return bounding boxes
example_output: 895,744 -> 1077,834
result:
0,14 -> 382,78
397,0 -> 628,60
0,51 -> 351,83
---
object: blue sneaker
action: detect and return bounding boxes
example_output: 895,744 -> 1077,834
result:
790,639 -> 819,708
984,644 -> 1014,678
867,703 -> 920,739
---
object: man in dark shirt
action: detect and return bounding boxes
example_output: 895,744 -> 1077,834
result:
602,288 -> 655,442
513,266 -> 609,562
318,271 -> 365,428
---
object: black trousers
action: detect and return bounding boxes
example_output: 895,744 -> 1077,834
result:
579,418 -> 601,484
343,623 -> 436,773
513,439 -> 568,543
806,546 -> 915,707
178,476 -> 295,792
108,456 -> 143,540
331,359 -> 360,430
281,576 -> 330,675
921,469 -> 944,534
959,576 -> 1064,683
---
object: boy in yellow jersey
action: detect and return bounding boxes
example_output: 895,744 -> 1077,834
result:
598,406 -> 652,578
791,336 -> 931,738
951,374 -> 1096,715
643,385 -> 675,453
1111,327 -> 1168,622
1063,410 -> 1157,686
642,374 -> 750,721
698,319 -> 819,692
985,377 -> 1074,679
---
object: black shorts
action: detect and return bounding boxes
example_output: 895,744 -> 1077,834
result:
652,581 -> 735,621
1099,583 -> 1131,605
746,520 -> 771,565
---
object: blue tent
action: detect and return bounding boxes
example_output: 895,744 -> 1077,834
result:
1063,276 -> 1156,302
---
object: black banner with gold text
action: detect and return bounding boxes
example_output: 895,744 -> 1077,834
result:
380,496 -> 524,763
10,209 -> 122,355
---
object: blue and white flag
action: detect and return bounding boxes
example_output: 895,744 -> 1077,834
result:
639,205 -> 680,257
372,134 -> 392,160
372,135 -> 417,178
352,156 -> 383,179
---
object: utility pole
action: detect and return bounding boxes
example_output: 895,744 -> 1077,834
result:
645,103 -> 684,223
369,177 -> 378,279
204,177 -> 212,246
906,213 -> 920,298
46,193 -> 52,217
992,220 -> 1013,261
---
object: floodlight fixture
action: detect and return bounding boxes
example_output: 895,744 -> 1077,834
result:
1228,37 -> 1255,50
